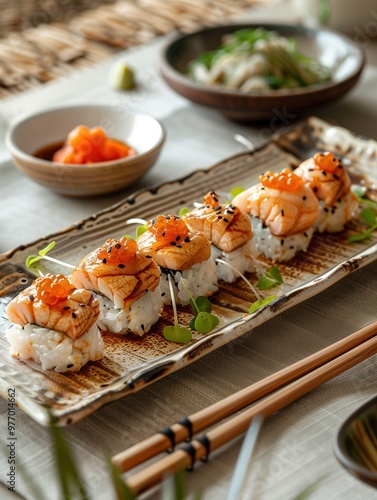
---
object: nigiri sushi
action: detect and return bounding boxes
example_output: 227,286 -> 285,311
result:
136,214 -> 218,305
70,237 -> 162,336
233,169 -> 319,262
5,273 -> 103,373
294,152 -> 358,233
181,191 -> 259,283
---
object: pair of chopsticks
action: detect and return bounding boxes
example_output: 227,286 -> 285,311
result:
112,320 -> 377,495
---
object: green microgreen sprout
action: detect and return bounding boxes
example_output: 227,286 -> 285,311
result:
125,218 -> 148,238
179,279 -> 220,334
347,192 -> 377,243
216,258 -> 279,315
26,241 -> 75,271
178,207 -> 190,217
258,266 -> 284,290
230,186 -> 245,200
163,274 -> 192,344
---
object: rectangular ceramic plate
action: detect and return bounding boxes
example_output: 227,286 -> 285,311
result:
1,116 -> 377,426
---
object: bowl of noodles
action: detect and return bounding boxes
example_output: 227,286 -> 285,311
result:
160,23 -> 365,122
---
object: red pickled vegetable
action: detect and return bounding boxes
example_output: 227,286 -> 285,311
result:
52,125 -> 137,164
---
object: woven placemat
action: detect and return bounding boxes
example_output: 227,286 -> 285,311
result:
0,0 -> 267,99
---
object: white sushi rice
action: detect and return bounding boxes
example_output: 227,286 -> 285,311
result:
251,216 -> 314,262
160,258 -> 218,306
6,322 -> 103,373
315,191 -> 358,233
95,287 -> 162,336
211,240 -> 259,283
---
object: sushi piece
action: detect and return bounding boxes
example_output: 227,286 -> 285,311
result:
294,152 -> 358,233
70,236 -> 162,336
5,273 -> 103,373
233,169 -> 319,262
181,191 -> 259,283
136,214 -> 218,305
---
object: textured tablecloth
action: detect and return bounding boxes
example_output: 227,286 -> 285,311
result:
1,3 -> 377,499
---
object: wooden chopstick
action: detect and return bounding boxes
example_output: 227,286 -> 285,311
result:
112,320 -> 377,474
122,326 -> 377,495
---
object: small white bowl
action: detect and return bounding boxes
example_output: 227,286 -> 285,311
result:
5,105 -> 165,196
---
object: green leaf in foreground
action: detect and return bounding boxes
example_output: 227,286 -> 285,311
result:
164,325 -> 192,344
258,266 -> 283,290
26,241 -> 56,268
107,454 -> 136,500
248,295 -> 278,314
49,415 -> 88,500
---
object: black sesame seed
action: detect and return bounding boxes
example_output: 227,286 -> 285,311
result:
261,187 -> 265,190
214,206 -> 221,211
146,254 -> 152,258
304,232 -> 308,237
333,174 -> 339,180
29,295 -> 34,301
107,245 -> 112,253
313,187 -> 318,192
176,244 -> 182,248
141,324 -> 145,331
64,306 -> 70,310
184,236 -> 190,243
72,312 -> 77,319
332,208 -> 336,214
152,217 -> 156,225
165,215 -> 171,220
223,218 -> 229,223
338,164 -> 343,169
289,245 -> 294,249
176,235 -> 181,241
67,364 -> 74,369
324,207 -> 329,213
303,196 -> 307,200
102,258 -> 107,264
170,241 -> 176,246
281,239 -> 284,246
322,171 -> 327,176
338,198 -> 342,203
218,215 -> 223,219
161,292 -> 166,296
162,231 -> 165,237
309,168 -> 314,172
115,243 -> 121,249
118,264 -> 126,268
281,209 -> 284,216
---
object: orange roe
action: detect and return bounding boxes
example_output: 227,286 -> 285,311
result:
52,125 -> 137,165
260,169 -> 303,193
35,273 -> 71,306
97,237 -> 137,264
313,152 -> 341,173
148,214 -> 189,244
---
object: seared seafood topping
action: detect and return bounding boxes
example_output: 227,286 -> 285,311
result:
260,169 -> 303,193
313,152 -> 342,173
35,273 -> 71,306
97,236 -> 137,264
148,214 -> 189,247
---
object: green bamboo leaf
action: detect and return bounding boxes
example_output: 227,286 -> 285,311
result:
135,225 -> 147,238
230,186 -> 245,199
107,454 -> 136,500
39,241 -> 56,256
195,296 -> 212,313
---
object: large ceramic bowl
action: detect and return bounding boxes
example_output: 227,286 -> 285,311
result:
5,105 -> 165,196
333,395 -> 377,488
160,23 -> 365,121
